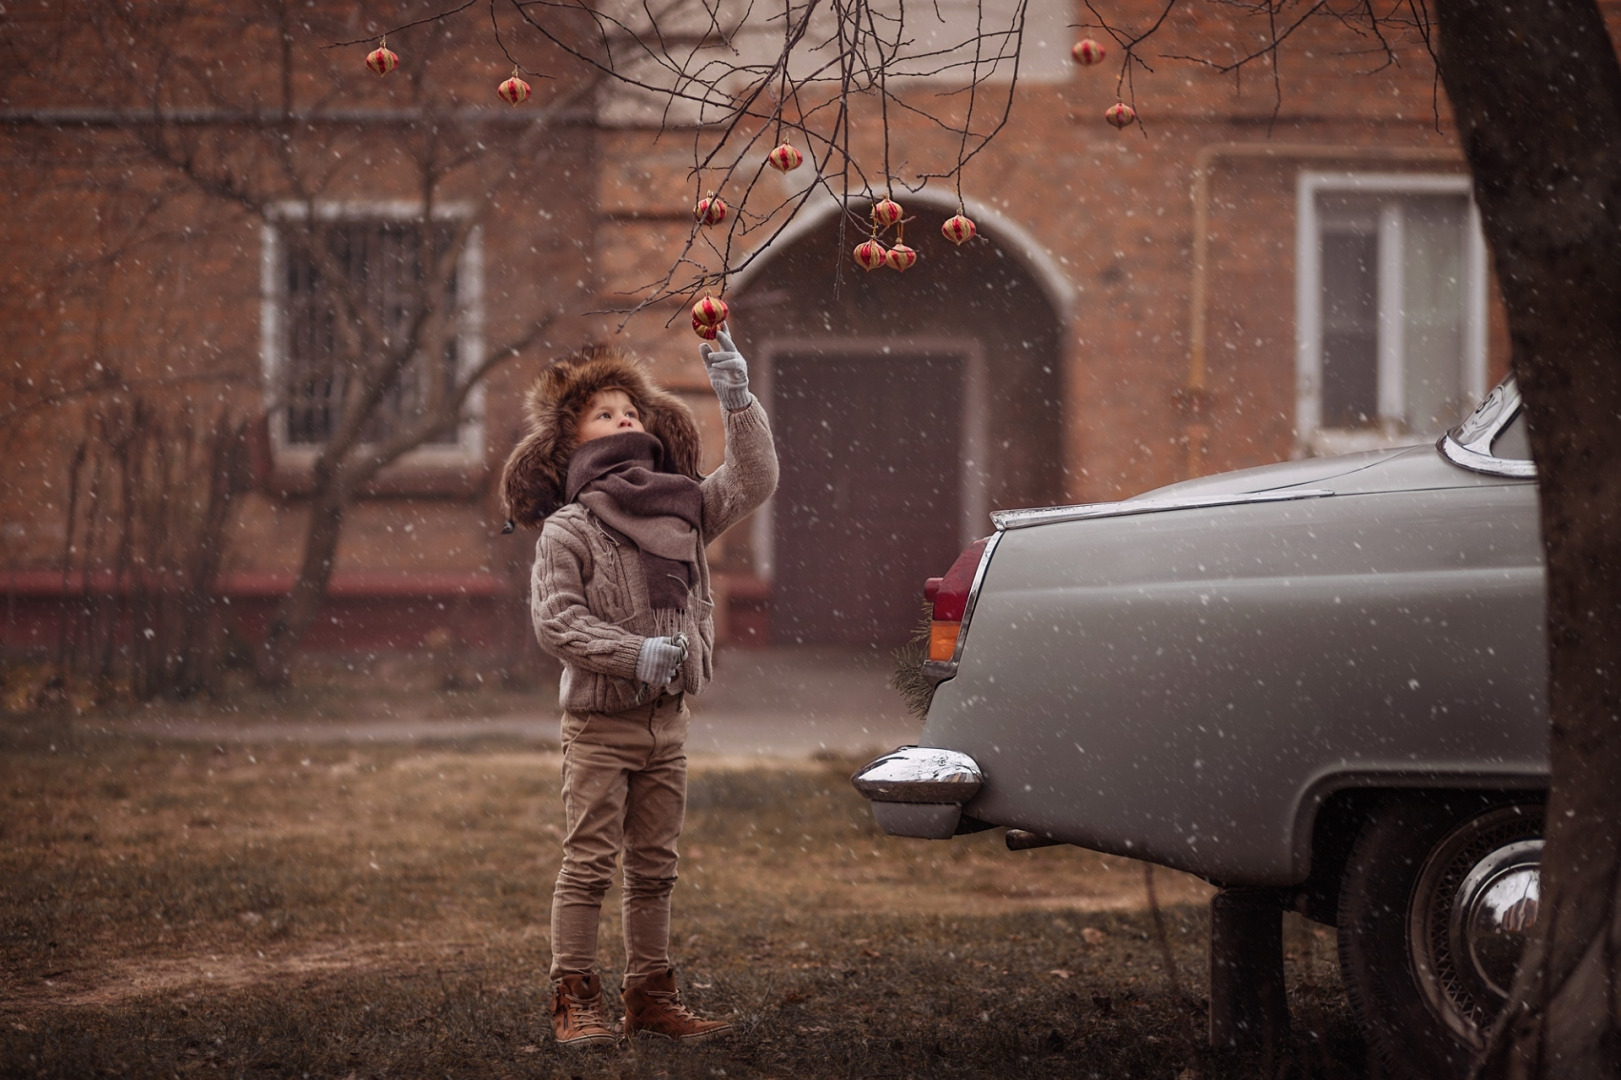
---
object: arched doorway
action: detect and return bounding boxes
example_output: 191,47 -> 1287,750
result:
731,199 -> 1068,648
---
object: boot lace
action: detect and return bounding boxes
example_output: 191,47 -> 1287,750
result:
644,987 -> 702,1023
563,989 -> 610,1031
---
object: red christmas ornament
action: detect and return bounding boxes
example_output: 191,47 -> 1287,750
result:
366,41 -> 398,76
872,198 -> 904,228
885,243 -> 918,272
853,239 -> 888,272
498,70 -> 531,106
941,213 -> 977,246
694,193 -> 727,226
1105,102 -> 1137,129
1071,38 -> 1106,65
692,294 -> 729,329
768,144 -> 804,172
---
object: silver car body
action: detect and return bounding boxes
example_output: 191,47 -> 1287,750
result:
872,379 -> 1547,888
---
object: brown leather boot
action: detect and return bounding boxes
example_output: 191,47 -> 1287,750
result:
620,969 -> 733,1042
550,973 -> 615,1046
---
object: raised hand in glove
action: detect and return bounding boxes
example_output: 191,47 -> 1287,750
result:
699,328 -> 754,412
635,633 -> 689,688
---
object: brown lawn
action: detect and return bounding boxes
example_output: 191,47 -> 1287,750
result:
0,724 -> 1363,1079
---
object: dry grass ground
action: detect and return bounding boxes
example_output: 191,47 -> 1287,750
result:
0,723 -> 1365,1079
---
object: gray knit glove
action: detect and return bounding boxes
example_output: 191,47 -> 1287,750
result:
635,634 -> 688,687
699,329 -> 754,412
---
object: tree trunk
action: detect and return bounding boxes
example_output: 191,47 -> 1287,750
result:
254,487 -> 347,687
1432,4 -> 1621,1078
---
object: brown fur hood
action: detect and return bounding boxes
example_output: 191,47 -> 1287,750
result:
501,345 -> 702,530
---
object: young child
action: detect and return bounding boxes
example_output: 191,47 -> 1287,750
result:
500,331 -> 777,1046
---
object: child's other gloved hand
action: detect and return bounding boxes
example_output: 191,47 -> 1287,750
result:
699,329 -> 754,412
636,635 -> 688,687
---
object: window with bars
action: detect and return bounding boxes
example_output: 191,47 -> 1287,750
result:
1296,174 -> 1488,456
265,210 -> 481,460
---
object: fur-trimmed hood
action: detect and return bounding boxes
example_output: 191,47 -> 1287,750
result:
501,345 -> 702,530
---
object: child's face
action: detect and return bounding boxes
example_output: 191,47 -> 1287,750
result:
576,389 -> 645,444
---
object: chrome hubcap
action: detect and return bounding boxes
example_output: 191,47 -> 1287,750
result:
1409,805 -> 1543,1049
1449,839 -> 1542,1003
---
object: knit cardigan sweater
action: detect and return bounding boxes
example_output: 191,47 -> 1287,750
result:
531,400 -> 778,714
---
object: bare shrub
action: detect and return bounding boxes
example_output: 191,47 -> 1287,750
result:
44,397 -> 252,705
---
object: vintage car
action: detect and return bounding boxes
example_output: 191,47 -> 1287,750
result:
854,377 -> 1546,1078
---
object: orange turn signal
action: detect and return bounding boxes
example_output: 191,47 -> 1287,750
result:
928,621 -> 961,662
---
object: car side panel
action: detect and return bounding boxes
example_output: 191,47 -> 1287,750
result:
920,481 -> 1547,885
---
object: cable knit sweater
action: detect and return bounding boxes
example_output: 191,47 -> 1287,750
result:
531,400 -> 778,714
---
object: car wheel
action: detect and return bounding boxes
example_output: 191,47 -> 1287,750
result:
1337,796 -> 1543,1080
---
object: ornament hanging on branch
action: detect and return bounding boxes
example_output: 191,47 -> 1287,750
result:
1105,102 -> 1137,129
853,238 -> 888,272
872,198 -> 904,229
694,193 -> 727,226
1071,38 -> 1106,65
366,39 -> 398,76
498,68 -> 532,105
885,221 -> 917,272
941,213 -> 977,246
691,294 -> 729,340
497,70 -> 531,106
768,144 -> 804,172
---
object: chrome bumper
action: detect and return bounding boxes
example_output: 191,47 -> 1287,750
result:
850,746 -> 984,839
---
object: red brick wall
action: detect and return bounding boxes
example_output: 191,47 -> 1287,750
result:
2,1 -> 1563,656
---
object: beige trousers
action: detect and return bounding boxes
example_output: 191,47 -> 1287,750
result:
549,692 -> 688,980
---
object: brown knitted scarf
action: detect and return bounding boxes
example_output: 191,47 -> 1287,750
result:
565,431 -> 702,611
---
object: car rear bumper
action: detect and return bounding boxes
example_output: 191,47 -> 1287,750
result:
850,746 -> 984,839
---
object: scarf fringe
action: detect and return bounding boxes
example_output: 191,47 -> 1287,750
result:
651,606 -> 689,638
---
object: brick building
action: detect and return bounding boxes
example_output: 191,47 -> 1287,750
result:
0,2 -> 1513,671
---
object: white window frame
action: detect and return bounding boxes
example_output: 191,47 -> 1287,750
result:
260,200 -> 486,468
1295,172 -> 1488,457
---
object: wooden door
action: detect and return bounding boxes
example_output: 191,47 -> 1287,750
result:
772,352 -> 965,646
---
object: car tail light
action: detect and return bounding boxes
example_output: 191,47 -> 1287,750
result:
923,535 -> 998,666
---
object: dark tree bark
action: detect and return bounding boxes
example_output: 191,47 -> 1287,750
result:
254,489 -> 347,686
1432,3 -> 1621,1077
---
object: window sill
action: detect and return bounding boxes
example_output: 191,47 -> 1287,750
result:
1302,426 -> 1433,458
251,427 -> 489,499
265,461 -> 490,499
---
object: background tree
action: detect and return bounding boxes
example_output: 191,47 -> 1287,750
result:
117,0 -> 598,685
2,0 -> 596,686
